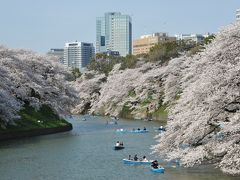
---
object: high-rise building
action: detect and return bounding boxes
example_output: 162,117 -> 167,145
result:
236,8 -> 240,22
47,48 -> 64,64
96,12 -> 132,57
63,41 -> 95,70
133,33 -> 176,56
96,17 -> 106,53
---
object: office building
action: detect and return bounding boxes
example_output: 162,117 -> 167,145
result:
96,17 -> 106,53
63,41 -> 95,70
236,8 -> 240,22
133,33 -> 176,56
96,12 -> 132,56
47,48 -> 64,64
175,34 -> 205,44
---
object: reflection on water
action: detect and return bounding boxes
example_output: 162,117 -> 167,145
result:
0,115 -> 239,180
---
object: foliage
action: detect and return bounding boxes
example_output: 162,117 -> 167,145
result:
0,47 -> 78,128
0,104 -> 69,132
141,95 -> 153,106
204,34 -> 215,45
147,41 -> 179,64
84,72 -> 95,79
87,58 -> 119,75
119,103 -> 133,119
186,35 -> 215,56
74,61 -> 167,120
96,53 -> 107,59
72,68 -> 82,80
153,23 -> 240,175
177,40 -> 199,52
87,54 -> 139,76
146,40 -> 203,63
72,23 -> 239,175
128,89 -> 136,97
151,105 -> 168,121
187,44 -> 204,56
119,55 -> 138,70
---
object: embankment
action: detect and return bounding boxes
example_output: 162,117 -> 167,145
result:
0,123 -> 72,141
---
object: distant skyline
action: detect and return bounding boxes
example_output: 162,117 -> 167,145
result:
0,0 -> 239,53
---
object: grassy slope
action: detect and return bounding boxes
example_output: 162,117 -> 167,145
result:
151,106 -> 168,121
0,104 -> 71,132
119,101 -> 168,121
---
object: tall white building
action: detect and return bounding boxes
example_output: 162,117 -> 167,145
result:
96,12 -> 132,57
64,42 -> 95,71
236,8 -> 240,22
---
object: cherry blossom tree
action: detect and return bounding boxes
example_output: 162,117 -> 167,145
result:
0,47 -> 78,128
153,23 -> 240,175
72,62 -> 167,119
71,23 -> 240,175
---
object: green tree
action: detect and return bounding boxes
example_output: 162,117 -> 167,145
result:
188,44 -> 204,56
87,54 -> 139,75
204,34 -> 215,45
148,41 -> 179,64
177,40 -> 197,52
72,68 -> 82,80
96,53 -> 107,60
120,54 -> 138,70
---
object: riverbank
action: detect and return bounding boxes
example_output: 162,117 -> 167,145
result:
0,104 -> 72,141
0,124 -> 72,141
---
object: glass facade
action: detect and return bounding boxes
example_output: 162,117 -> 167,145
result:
237,9 -> 240,22
96,12 -> 132,57
96,17 -> 106,53
64,42 -> 95,71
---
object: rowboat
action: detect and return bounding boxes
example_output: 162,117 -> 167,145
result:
123,159 -> 153,164
116,129 -> 127,133
150,167 -> 165,173
108,121 -> 117,125
114,146 -> 124,150
129,129 -> 149,133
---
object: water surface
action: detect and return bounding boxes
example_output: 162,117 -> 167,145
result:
0,116 -> 238,180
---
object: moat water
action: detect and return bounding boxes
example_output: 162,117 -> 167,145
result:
0,115 -> 239,180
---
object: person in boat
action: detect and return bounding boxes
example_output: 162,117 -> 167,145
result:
128,155 -> 131,160
120,142 -> 123,146
137,128 -> 140,131
115,141 -> 120,146
151,160 -> 159,169
143,127 -> 146,131
142,155 -> 147,162
158,126 -> 166,131
134,154 -> 138,161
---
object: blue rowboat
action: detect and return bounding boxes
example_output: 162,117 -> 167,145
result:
151,167 -> 165,173
116,129 -> 127,133
129,129 -> 149,133
108,121 -> 117,125
123,159 -> 153,164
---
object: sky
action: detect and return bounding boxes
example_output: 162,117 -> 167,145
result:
0,0 -> 239,54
